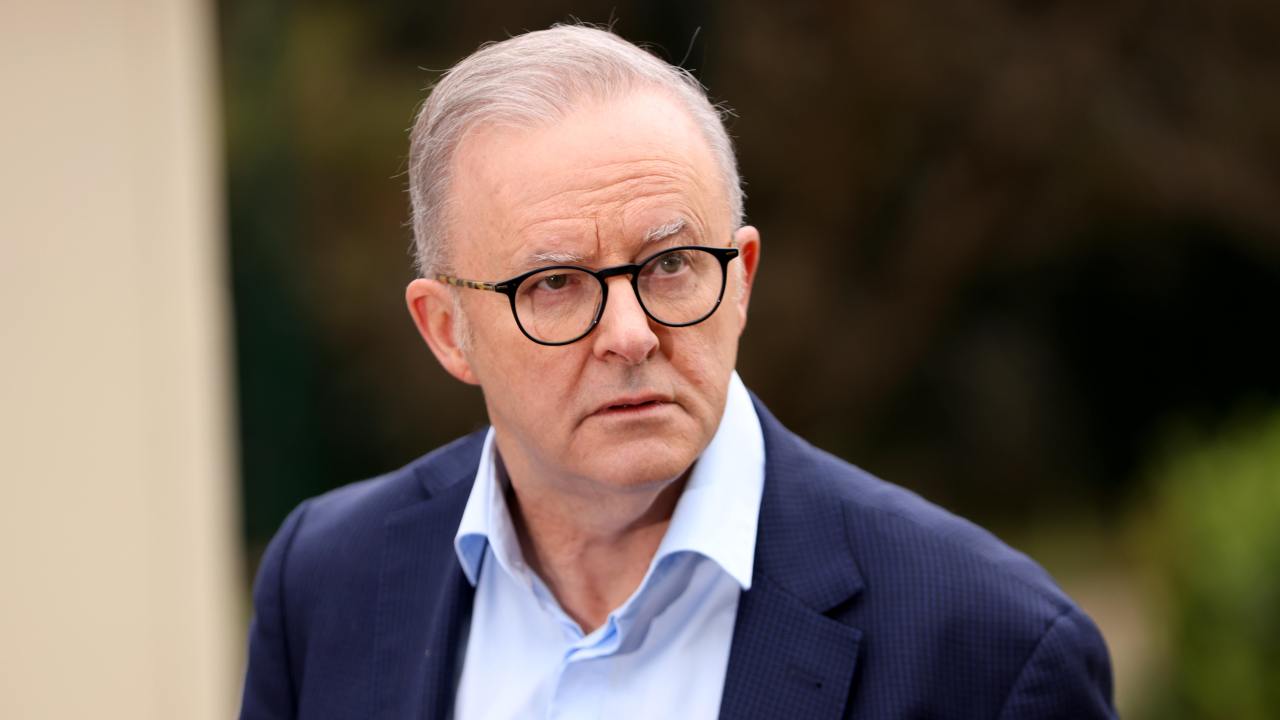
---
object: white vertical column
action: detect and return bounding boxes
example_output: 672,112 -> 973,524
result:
0,1 -> 240,718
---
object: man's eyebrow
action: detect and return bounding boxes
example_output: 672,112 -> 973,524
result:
527,249 -> 588,266
642,218 -> 687,246
518,220 -> 689,270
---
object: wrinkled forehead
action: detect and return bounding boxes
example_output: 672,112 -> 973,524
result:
444,90 -> 729,275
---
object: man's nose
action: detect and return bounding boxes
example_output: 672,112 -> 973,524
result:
590,276 -> 659,364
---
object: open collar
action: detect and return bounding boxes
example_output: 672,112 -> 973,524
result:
452,371 -> 766,593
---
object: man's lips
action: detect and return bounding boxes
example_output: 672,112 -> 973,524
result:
589,394 -> 672,417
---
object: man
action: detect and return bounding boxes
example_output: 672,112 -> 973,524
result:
240,24 -> 1115,719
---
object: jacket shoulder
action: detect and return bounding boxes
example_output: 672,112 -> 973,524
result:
242,430 -> 486,717
757,409 -> 1114,714
799,432 -> 1077,619
755,406 -> 1114,715
275,429 -> 486,572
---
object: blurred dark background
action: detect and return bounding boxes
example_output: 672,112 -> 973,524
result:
217,1 -> 1280,716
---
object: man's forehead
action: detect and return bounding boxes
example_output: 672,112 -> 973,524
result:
448,94 -> 722,273
456,139 -> 712,218
454,92 -> 717,195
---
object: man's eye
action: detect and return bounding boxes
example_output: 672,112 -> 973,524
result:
657,253 -> 687,274
539,274 -> 569,290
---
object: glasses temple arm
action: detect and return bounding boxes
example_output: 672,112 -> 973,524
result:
435,274 -> 499,292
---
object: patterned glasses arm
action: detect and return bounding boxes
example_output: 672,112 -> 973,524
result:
435,274 -> 499,292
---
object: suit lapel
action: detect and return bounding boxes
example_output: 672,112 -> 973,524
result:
719,399 -> 865,720
372,433 -> 484,720
720,577 -> 863,719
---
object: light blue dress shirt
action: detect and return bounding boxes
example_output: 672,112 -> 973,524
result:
452,371 -> 766,720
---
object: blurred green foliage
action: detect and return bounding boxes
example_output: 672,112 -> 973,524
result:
1138,411 -> 1280,719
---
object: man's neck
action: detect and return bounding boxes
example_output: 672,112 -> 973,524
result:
498,454 -> 689,634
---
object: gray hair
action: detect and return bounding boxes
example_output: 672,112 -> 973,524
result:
407,24 -> 744,277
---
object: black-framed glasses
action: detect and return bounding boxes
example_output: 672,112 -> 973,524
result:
437,245 -> 740,346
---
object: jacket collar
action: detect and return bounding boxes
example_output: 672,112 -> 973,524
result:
717,395 -> 865,719
372,431 -> 485,720
413,430 -> 487,497
749,395 -> 865,608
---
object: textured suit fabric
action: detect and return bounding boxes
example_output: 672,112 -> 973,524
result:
240,396 -> 1116,719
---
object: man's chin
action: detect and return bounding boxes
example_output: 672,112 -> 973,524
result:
569,435 -> 701,491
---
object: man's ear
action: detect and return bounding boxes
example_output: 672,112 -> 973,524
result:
405,278 -> 480,386
731,225 -> 761,331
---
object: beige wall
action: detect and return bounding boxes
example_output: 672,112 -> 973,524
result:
0,1 -> 240,718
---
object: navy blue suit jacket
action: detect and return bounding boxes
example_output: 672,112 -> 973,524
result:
241,398 -> 1115,719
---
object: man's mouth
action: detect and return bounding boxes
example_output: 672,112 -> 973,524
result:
592,395 -> 671,416
607,400 -> 661,411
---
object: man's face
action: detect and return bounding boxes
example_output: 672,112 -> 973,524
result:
439,89 -> 759,493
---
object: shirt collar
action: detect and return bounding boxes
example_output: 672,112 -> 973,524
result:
453,370 -> 766,591
453,427 -> 518,586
